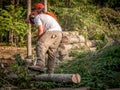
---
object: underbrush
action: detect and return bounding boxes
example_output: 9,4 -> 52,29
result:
55,44 -> 120,90
0,44 -> 120,90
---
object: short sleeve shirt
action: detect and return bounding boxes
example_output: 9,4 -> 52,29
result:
34,14 -> 62,32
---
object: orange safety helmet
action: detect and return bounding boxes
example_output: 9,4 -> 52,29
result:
35,3 -> 45,10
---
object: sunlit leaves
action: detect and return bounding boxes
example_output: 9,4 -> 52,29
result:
0,5 -> 28,44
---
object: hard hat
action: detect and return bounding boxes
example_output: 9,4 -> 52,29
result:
35,3 -> 45,10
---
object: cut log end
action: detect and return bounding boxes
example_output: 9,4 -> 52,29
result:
72,73 -> 81,83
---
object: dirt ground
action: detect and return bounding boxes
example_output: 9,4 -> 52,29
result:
0,46 -> 27,58
0,46 -> 27,65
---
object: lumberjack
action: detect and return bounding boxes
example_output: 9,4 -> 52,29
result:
28,3 -> 62,74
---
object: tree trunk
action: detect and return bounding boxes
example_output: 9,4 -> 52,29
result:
65,0 -> 70,7
9,30 -> 14,45
8,73 -> 81,83
27,0 -> 32,58
44,0 -> 47,12
10,0 -> 15,5
16,0 -> 20,5
9,0 -> 15,45
0,0 -> 2,8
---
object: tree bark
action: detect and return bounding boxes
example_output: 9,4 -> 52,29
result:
16,0 -> 20,5
44,0 -> 47,12
9,30 -> 14,45
10,0 -> 15,5
8,73 -> 81,83
27,0 -> 32,58
0,0 -> 2,8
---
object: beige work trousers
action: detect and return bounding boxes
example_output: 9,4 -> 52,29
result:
36,31 -> 62,73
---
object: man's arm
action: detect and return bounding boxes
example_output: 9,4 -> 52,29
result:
34,15 -> 44,39
38,25 -> 44,38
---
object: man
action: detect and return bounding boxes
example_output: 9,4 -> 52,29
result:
28,3 -> 62,74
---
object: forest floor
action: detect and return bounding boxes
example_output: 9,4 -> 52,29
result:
0,46 -> 27,65
0,46 -> 120,90
0,46 -> 90,90
0,46 -> 26,58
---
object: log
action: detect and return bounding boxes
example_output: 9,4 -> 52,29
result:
0,59 -> 15,68
51,87 -> 90,90
31,73 -> 81,83
8,73 -> 81,83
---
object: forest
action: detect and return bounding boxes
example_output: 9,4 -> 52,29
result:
0,0 -> 120,90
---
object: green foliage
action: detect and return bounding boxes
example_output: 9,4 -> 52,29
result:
0,5 -> 28,45
9,54 -> 31,89
55,45 -> 120,89
69,51 -> 91,58
0,69 -> 7,88
99,8 -> 120,40
88,0 -> 120,8
49,4 -> 106,40
0,0 -> 120,89
48,1 -> 119,41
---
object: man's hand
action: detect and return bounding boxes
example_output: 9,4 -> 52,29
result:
37,35 -> 42,40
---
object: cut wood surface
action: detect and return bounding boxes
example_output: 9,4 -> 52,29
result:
8,73 -> 81,83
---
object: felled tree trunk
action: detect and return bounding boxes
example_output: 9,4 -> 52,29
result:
8,73 -> 81,83
31,73 -> 81,83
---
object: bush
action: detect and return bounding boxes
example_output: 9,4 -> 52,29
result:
55,45 -> 120,90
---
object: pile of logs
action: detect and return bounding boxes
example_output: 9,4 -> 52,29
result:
58,31 -> 97,60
